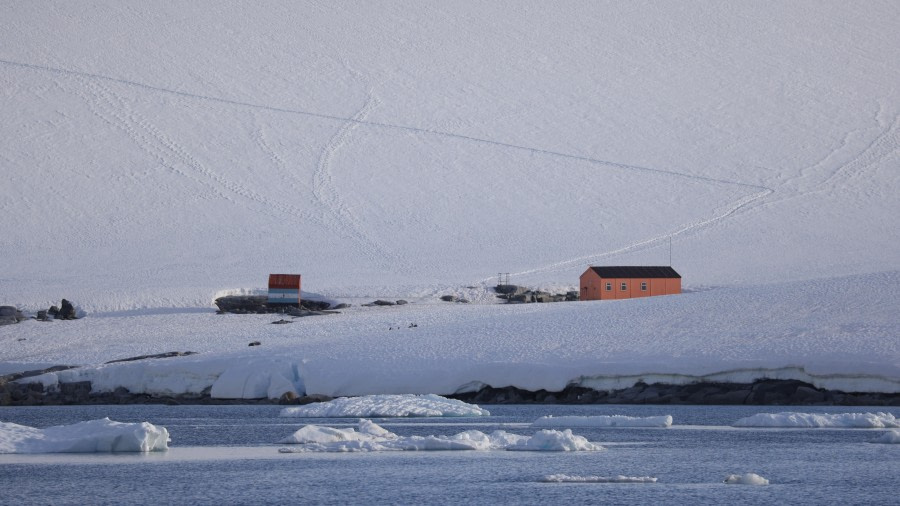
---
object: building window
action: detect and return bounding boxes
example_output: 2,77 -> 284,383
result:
641,282 -> 647,291
605,282 -> 612,291
621,282 -> 627,291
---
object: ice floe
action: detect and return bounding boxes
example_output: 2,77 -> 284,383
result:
541,475 -> 658,483
724,473 -> 769,485
279,394 -> 490,418
0,417 -> 169,453
870,430 -> 900,444
532,414 -> 672,428
733,411 -> 900,428
277,419 -> 602,452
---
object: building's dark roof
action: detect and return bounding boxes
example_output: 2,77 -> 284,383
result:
588,266 -> 681,279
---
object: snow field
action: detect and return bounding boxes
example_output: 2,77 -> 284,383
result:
4,271 -> 900,399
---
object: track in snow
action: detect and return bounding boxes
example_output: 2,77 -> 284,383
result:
4,58 -> 777,278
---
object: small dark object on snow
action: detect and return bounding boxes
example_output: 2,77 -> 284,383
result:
408,323 -> 418,328
440,295 -> 457,302
271,319 -> 292,324
332,303 -> 351,310
248,341 -> 261,347
395,300 -> 408,305
58,299 -> 77,319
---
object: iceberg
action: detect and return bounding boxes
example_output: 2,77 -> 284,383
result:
724,473 -> 769,485
532,414 -> 672,428
277,419 -> 602,452
870,430 -> 900,444
541,475 -> 658,483
0,418 -> 169,453
279,394 -> 490,418
733,412 -> 900,428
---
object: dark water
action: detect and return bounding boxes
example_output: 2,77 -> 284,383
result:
1,404 -> 898,505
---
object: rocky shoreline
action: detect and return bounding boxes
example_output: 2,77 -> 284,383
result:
2,366 -> 898,406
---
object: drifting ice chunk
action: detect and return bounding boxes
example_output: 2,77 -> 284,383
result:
724,473 -> 769,485
870,430 -> 900,444
277,420 -> 602,452
733,411 -> 900,428
532,415 -> 673,428
542,475 -> 658,483
0,417 -> 169,453
279,394 -> 490,418
507,429 -> 604,451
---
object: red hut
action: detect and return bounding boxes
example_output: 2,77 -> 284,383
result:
579,266 -> 680,301
268,274 -> 301,305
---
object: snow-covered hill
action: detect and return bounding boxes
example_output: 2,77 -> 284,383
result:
1,3 -> 899,396
2,1 -> 899,311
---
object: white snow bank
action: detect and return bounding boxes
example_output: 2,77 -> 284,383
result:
733,412 -> 900,428
279,394 -> 490,418
724,473 -> 769,485
0,417 -> 169,453
277,420 -> 602,452
22,356 -> 302,400
870,430 -> 900,444
541,475 -> 658,483
532,415 -> 672,428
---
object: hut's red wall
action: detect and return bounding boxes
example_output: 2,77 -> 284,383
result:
580,269 -> 680,301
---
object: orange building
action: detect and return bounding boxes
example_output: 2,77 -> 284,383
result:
579,266 -> 681,301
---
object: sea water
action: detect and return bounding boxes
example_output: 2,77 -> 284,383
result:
1,404 -> 898,505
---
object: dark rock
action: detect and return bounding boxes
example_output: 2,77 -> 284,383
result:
58,299 -> 77,319
395,300 -> 408,305
440,295 -> 457,302
279,391 -> 300,404
332,303 -> 351,310
105,352 -> 197,364
248,341 -> 261,347
271,319 -> 292,324
372,300 -> 395,306
495,285 -> 526,295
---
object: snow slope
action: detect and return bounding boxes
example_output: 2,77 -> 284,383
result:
4,272 -> 899,397
1,3 -> 899,396
2,1 -> 899,311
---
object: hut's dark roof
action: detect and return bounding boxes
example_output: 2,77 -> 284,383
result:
588,266 -> 681,279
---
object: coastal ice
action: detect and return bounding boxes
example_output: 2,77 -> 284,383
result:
724,473 -> 769,485
870,430 -> 900,444
541,475 -> 658,483
733,412 -> 900,428
0,418 -> 169,453
279,394 -> 490,418
277,420 -> 602,452
532,415 -> 673,428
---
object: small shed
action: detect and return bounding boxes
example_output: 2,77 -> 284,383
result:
579,266 -> 680,301
268,274 -> 301,305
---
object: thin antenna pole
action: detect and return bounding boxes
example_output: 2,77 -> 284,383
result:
669,238 -> 672,266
